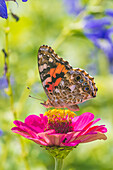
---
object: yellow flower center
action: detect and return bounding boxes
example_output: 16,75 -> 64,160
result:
45,109 -> 76,133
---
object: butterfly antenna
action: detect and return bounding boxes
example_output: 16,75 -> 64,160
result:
27,86 -> 45,102
29,95 -> 45,102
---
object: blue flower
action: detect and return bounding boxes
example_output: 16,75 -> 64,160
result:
63,0 -> 85,16
0,0 -> 28,19
84,13 -> 113,73
0,129 -> 3,136
0,74 -> 15,97
0,74 -> 8,90
0,0 -> 8,19
105,9 -> 113,17
86,48 -> 99,76
64,0 -> 113,73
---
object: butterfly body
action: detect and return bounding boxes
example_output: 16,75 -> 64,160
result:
38,45 -> 98,111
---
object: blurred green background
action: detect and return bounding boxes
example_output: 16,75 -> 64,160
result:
0,0 -> 113,170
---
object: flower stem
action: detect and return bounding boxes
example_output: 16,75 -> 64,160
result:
5,9 -> 16,117
3,3 -> 30,170
20,137 -> 30,170
54,158 -> 63,170
53,10 -> 86,50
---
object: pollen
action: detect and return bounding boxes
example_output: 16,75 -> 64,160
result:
45,109 -> 76,133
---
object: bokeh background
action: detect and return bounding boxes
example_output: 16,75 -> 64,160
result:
0,0 -> 113,169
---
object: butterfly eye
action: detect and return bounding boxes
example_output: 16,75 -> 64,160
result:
79,79 -> 84,83
84,86 -> 90,92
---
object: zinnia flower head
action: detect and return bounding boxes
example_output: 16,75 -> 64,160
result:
12,109 -> 107,158
12,109 -> 107,146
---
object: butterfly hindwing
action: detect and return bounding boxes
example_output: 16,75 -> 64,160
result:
53,68 -> 97,106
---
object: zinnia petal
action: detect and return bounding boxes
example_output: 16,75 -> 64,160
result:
80,132 -> 107,143
63,140 -> 81,146
72,112 -> 94,130
25,114 -> 48,133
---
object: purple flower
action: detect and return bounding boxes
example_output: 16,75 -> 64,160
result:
0,74 -> 14,97
86,48 -> 99,76
0,74 -> 8,89
105,9 -> 113,17
0,129 -> 3,136
0,0 -> 7,19
84,13 -> 113,73
84,16 -> 111,29
0,0 -> 28,19
63,0 -> 85,16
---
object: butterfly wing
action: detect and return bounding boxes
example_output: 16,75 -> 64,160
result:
38,45 -> 98,111
38,45 -> 72,102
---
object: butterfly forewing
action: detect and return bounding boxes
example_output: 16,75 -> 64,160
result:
38,45 -> 72,96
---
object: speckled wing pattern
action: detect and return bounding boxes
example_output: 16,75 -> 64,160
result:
38,45 -> 98,111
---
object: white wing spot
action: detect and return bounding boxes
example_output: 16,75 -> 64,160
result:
55,89 -> 60,93
60,81 -> 64,86
39,54 -> 43,59
55,99 -> 58,102
39,64 -> 47,72
43,63 -> 47,69
70,85 -> 76,91
49,57 -> 53,62
39,65 -> 43,72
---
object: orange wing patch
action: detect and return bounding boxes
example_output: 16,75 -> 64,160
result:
45,63 -> 68,92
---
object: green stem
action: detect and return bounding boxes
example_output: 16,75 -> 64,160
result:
3,3 -> 30,170
5,4 -> 16,118
52,28 -> 70,51
1,136 -> 10,170
54,158 -> 63,170
53,10 -> 87,50
20,137 -> 30,170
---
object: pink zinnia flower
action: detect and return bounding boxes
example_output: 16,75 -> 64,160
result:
11,109 -> 107,147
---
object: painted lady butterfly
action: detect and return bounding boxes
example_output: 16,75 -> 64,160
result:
38,45 -> 98,111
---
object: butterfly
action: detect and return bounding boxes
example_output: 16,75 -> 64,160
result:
38,45 -> 98,111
